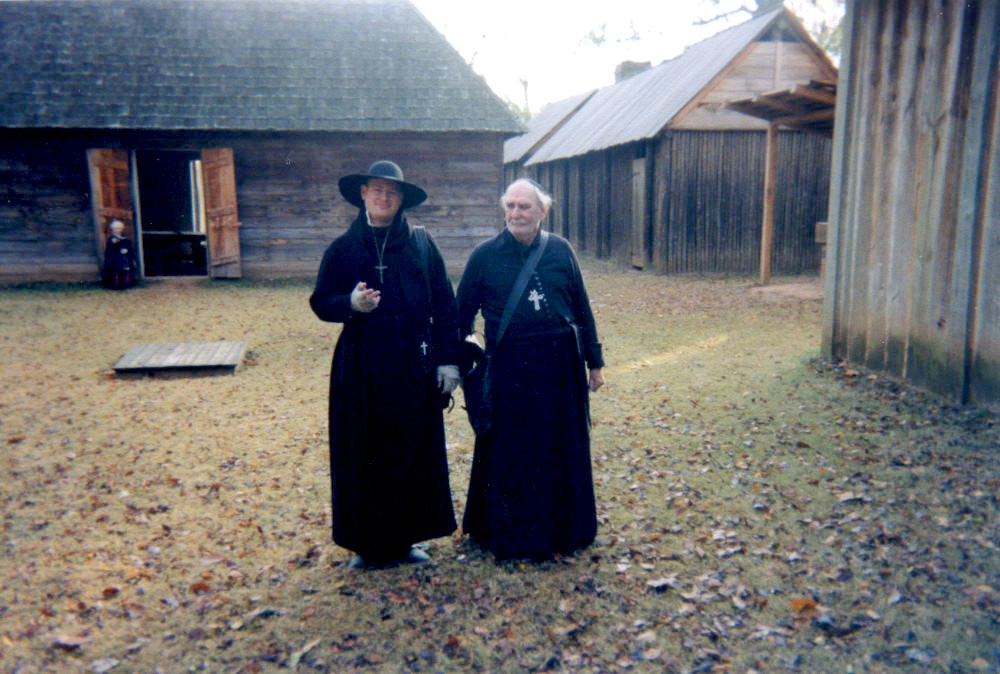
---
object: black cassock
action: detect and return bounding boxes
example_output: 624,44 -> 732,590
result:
310,212 -> 458,560
457,229 -> 604,560
102,234 -> 138,289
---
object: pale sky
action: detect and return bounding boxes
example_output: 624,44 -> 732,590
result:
410,0 -> 842,115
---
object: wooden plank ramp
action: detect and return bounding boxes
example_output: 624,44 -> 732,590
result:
114,341 -> 248,374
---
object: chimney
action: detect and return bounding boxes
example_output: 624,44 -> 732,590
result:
615,61 -> 652,83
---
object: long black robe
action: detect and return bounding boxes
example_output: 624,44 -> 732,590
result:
457,229 -> 604,560
310,211 -> 458,560
102,234 -> 137,289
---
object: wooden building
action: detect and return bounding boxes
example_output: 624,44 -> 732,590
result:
822,0 -> 999,409
505,7 -> 837,275
0,0 -> 522,283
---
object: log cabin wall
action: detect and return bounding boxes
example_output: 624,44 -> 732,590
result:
0,130 -> 96,281
233,131 -> 506,278
0,129 -> 507,282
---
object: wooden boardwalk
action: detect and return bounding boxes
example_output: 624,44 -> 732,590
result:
114,341 -> 248,374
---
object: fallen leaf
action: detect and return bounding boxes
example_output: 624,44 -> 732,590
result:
53,634 -> 91,651
189,582 -> 212,595
91,658 -> 119,673
287,638 -> 320,668
646,575 -> 678,591
790,598 -> 820,619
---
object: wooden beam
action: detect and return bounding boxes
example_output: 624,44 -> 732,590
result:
760,122 -> 778,285
791,83 -> 837,106
772,108 -> 836,127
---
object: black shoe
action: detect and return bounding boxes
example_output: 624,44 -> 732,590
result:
407,546 -> 431,563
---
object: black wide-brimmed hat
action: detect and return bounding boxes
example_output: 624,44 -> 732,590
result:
338,160 -> 427,210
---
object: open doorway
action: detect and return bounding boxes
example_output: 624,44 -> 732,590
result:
135,150 -> 207,276
89,147 -> 242,280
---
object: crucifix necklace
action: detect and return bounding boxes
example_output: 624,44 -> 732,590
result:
371,226 -> 389,284
528,288 -> 545,311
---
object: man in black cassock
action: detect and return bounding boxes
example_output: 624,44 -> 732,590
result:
102,220 -> 138,290
457,179 -> 605,561
310,160 -> 460,568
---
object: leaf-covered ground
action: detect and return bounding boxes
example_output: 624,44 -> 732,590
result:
1,265 -> 998,673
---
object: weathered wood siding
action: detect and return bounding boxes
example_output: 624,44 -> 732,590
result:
233,131 -> 505,277
653,130 -> 830,274
509,129 -> 830,273
823,0 -> 1000,408
0,129 -> 507,282
675,41 -> 838,130
0,131 -> 97,281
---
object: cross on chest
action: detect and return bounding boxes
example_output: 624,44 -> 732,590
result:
527,288 -> 545,311
374,263 -> 387,283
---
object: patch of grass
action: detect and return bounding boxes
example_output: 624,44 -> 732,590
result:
0,266 -> 997,672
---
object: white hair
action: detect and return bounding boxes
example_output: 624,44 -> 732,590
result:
501,179 -> 552,212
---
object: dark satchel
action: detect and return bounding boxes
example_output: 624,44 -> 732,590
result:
459,339 -> 488,429
461,231 -> 549,433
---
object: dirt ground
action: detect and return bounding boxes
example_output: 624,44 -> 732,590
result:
749,280 -> 823,302
1,267 -> 998,673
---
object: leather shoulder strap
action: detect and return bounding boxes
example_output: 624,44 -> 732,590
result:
495,230 -> 549,347
412,225 -> 433,312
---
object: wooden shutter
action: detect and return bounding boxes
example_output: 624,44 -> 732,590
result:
202,148 -> 242,279
87,148 -> 134,267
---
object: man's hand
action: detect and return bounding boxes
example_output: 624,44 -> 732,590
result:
350,282 -> 381,312
437,365 -> 460,393
589,368 -> 604,392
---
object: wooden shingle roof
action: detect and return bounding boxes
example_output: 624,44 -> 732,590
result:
0,0 -> 523,133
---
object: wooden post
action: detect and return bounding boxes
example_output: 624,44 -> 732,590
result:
760,123 -> 778,284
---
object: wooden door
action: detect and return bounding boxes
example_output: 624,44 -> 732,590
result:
202,148 -> 242,279
87,148 -> 134,267
631,158 -> 649,269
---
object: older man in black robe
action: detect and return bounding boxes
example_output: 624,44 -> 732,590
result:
457,179 -> 605,561
310,160 -> 460,568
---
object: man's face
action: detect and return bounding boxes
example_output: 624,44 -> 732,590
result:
361,178 -> 403,225
503,182 -> 546,244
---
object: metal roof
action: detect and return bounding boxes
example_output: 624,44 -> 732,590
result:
523,8 -> 786,165
0,0 -> 524,133
503,90 -> 595,164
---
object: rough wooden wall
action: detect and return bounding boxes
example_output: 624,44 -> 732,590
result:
0,131 -> 96,281
823,0 -> 1000,408
232,131 -> 506,278
0,129 -> 508,282
653,130 -> 830,274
